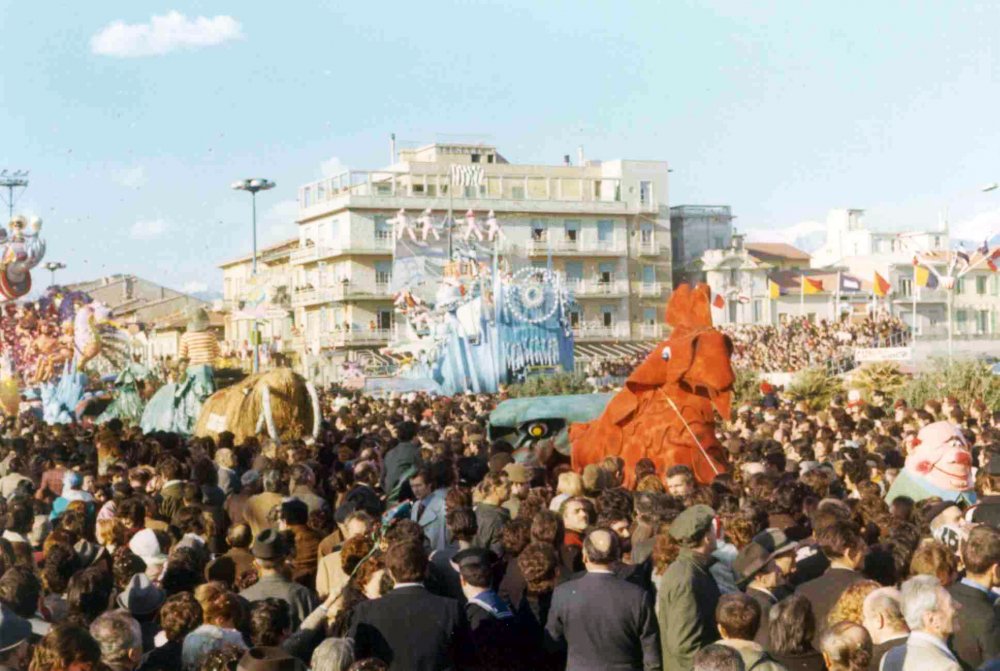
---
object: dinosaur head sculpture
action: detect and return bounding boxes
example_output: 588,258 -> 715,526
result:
628,283 -> 735,419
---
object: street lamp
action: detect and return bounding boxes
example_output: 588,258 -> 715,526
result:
231,178 -> 276,374
982,183 -> 998,193
43,261 -> 66,288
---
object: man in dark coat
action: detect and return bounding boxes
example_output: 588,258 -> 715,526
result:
381,421 -> 421,503
946,525 -> 1000,671
795,519 -> 867,646
731,529 -> 798,649
350,540 -> 469,671
474,473 -> 511,556
971,457 -> 1000,528
546,527 -> 661,671
238,530 -> 319,630
657,504 -> 721,671
457,549 -> 519,670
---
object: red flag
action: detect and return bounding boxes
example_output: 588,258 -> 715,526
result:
712,293 -> 725,308
873,272 -> 892,297
989,258 -> 998,273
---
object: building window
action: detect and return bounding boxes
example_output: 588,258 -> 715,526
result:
728,268 -> 738,285
640,223 -> 653,243
601,306 -> 614,327
564,261 -> 583,282
597,220 -> 614,243
374,215 -> 393,240
375,261 -> 392,286
957,278 -> 966,294
564,220 -> 580,242
569,309 -> 581,327
753,300 -> 762,322
642,307 -> 656,324
377,309 -> 393,330
511,185 -> 525,199
470,154 -> 480,163
899,278 -> 913,297
713,236 -> 725,249
642,265 -> 655,284
530,219 -> 547,241
976,276 -> 987,294
599,262 -> 615,284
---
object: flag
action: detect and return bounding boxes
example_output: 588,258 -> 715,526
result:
712,293 -> 725,309
450,164 -> 484,187
802,277 -> 823,294
957,250 -> 971,266
873,271 -> 892,297
979,240 -> 990,256
839,275 -> 862,292
915,265 -> 931,287
768,279 -> 782,299
989,258 -> 998,273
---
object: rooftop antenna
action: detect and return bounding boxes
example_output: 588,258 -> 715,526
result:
0,170 -> 29,222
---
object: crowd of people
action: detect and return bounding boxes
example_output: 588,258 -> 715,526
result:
0,376 -> 994,671
724,315 -> 910,373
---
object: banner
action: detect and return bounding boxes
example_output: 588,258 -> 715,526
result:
854,346 -> 912,362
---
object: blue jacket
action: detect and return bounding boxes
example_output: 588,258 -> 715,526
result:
412,487 -> 449,553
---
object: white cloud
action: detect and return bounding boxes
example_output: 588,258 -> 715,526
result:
111,165 -> 146,189
182,281 -> 208,294
320,156 -> 346,177
129,218 -> 169,239
91,12 -> 243,58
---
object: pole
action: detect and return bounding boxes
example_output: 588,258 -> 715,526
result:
251,191 -> 260,374
912,261 -> 918,341
800,274 -> 804,318
447,172 -> 454,262
947,282 -> 954,362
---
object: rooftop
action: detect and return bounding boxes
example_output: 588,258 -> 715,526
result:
745,242 -> 811,262
219,238 -> 299,268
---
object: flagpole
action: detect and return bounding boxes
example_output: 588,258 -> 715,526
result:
800,273 -> 805,318
912,261 -> 918,341
835,270 -> 841,322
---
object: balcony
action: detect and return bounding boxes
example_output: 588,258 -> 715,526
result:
291,283 -> 393,307
290,237 -> 393,265
572,322 -> 631,341
526,237 -> 626,256
320,329 -> 392,347
637,323 -> 664,339
638,240 -> 663,256
566,279 -> 629,298
637,282 -> 663,297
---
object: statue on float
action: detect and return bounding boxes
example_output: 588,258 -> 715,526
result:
569,283 -> 735,487
885,421 -> 976,505
0,215 -> 45,301
141,308 -> 220,435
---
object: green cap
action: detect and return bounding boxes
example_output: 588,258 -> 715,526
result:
669,504 -> 716,545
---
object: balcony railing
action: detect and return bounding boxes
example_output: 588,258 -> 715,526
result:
638,323 -> 664,339
320,329 -> 393,346
637,282 -> 662,297
638,240 -> 662,256
526,238 -> 626,255
566,279 -> 629,297
290,283 -> 393,306
572,322 -> 631,341
290,237 -> 394,264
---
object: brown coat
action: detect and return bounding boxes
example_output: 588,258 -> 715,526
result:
287,524 -> 321,587
244,492 -> 283,540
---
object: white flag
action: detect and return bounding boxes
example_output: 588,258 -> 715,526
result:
450,164 -> 484,187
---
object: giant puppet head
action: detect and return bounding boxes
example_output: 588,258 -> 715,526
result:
569,283 -> 735,486
886,421 -> 976,505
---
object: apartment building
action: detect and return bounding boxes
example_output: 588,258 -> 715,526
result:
670,205 -> 734,285
291,142 -> 672,366
218,238 -> 297,353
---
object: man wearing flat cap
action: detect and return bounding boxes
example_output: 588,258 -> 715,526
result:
657,504 -> 722,671
239,529 -> 319,629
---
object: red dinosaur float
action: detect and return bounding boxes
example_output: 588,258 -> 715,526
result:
569,283 -> 735,487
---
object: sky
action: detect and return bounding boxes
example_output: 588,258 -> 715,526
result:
2,1 -> 1000,294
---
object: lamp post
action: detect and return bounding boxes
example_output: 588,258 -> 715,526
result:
42,262 -> 66,288
231,178 -> 276,374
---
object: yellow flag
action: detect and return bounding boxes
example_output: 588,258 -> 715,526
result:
769,280 -> 781,299
802,277 -> 824,294
915,265 -> 929,287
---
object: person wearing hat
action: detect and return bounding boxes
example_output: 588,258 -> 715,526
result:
116,574 -> 166,654
278,498 -> 321,587
732,530 -> 798,648
237,646 -> 306,671
239,529 -> 319,630
658,504 -> 722,671
0,603 -> 32,671
501,463 -> 531,519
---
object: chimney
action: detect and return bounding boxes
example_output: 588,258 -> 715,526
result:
577,145 -> 585,165
390,133 -> 397,164
563,154 -> 571,166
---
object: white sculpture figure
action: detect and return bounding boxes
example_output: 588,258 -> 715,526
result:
485,210 -> 504,242
418,208 -> 439,241
462,209 -> 484,242
0,216 -> 46,300
393,209 -> 417,241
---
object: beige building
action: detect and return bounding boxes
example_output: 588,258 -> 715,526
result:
291,142 -> 673,369
218,238 -> 297,355
67,275 -> 208,326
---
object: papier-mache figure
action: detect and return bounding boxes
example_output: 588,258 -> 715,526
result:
418,208 -> 439,241
485,210 -> 504,242
462,209 -> 484,241
393,209 -> 417,242
885,421 -> 976,505
0,215 -> 46,300
140,308 -> 220,435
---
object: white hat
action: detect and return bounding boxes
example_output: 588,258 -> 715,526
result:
129,529 -> 167,563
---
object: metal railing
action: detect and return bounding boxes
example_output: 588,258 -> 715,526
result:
290,283 -> 393,306
526,238 -> 626,255
572,323 -> 631,340
566,279 -> 629,296
637,282 -> 662,297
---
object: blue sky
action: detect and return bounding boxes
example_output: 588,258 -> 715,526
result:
2,1 -> 1000,293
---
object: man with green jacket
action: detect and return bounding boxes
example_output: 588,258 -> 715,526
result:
658,504 -> 722,671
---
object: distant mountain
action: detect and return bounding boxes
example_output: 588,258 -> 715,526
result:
745,220 -> 826,253
950,232 -> 1000,250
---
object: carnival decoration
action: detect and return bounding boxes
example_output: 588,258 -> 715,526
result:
393,208 -> 417,242
193,367 -> 320,444
418,208 -> 439,241
0,216 -> 46,300
570,283 -> 735,486
462,209 -> 484,241
96,363 -> 154,426
885,421 -> 976,505
485,210 -> 503,242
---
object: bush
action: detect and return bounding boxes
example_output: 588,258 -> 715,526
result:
506,373 -> 593,398
787,367 -> 842,412
902,358 -> 1000,409
850,362 -> 907,402
732,367 -> 762,408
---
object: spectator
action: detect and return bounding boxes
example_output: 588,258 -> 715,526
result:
474,474 -> 510,557
116,574 -> 166,653
796,520 -> 867,644
692,644 -> 746,671
408,469 -> 448,554
946,525 -> 1000,670
714,593 -> 783,671
29,624 -> 102,671
732,529 -> 798,649
819,621 -> 872,671
316,512 -> 373,601
767,594 -> 825,671
658,505 -> 722,671
382,422 -> 421,503
238,530 -> 319,629
860,587 -> 908,671
89,612 -> 143,671
457,549 -> 517,669
881,575 -> 962,671
278,499 -> 321,587
0,604 -> 32,671
310,639 -> 354,671
139,592 -> 202,671
244,470 -> 284,540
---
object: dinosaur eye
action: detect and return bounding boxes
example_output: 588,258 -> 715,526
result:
661,346 -> 672,361
527,422 -> 549,438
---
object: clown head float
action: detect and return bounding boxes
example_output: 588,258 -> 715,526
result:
885,421 -> 976,505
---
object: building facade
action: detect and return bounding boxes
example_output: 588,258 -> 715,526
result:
670,205 -> 734,286
67,275 -> 208,325
289,142 -> 673,372
219,238 -> 297,356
